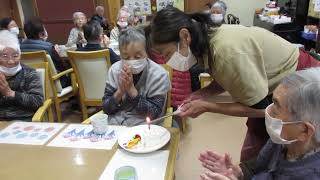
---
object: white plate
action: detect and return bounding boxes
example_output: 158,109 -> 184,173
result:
118,125 -> 171,153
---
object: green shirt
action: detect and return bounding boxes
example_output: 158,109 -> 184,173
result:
209,25 -> 299,106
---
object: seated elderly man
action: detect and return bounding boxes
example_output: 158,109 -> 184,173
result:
76,20 -> 120,64
66,12 -> 87,48
91,6 -> 110,34
102,27 -> 170,126
198,68 -> 320,180
21,17 -> 70,88
0,30 -> 43,121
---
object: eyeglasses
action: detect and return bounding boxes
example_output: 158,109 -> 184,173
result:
0,53 -> 20,61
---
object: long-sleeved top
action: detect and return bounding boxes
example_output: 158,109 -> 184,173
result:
102,59 -> 170,126
0,64 -> 44,121
66,27 -> 86,48
240,140 -> 320,180
76,43 -> 120,64
110,27 -> 120,41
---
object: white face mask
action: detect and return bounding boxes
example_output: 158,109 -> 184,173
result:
166,43 -> 197,72
211,14 -> 224,24
0,63 -> 22,76
265,104 -> 302,145
9,27 -> 19,35
117,21 -> 128,28
124,58 -> 147,74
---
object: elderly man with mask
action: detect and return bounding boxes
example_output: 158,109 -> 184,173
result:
210,1 -> 227,25
198,68 -> 320,180
0,30 -> 43,121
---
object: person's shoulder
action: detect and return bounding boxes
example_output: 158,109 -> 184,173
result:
109,60 -> 122,72
20,64 -> 38,78
148,59 -> 168,77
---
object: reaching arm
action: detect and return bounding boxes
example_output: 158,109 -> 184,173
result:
179,100 -> 265,118
192,80 -> 225,99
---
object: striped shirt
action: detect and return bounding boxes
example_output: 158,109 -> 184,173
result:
0,64 -> 44,121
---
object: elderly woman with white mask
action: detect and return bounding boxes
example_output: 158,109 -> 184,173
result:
210,1 -> 227,25
102,27 -> 170,126
198,68 -> 320,180
110,9 -> 130,41
0,30 -> 43,121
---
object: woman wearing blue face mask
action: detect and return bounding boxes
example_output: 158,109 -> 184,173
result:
197,68 -> 320,180
102,27 -> 170,126
210,1 -> 227,26
0,30 -> 43,121
148,7 -> 320,161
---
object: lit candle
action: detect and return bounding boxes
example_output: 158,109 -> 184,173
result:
146,117 -> 151,130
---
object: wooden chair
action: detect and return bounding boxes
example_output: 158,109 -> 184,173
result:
67,49 -> 111,120
161,64 -> 174,128
20,51 -> 78,122
28,62 -> 54,122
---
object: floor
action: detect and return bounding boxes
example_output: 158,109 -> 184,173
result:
174,113 -> 247,180
61,93 -> 248,180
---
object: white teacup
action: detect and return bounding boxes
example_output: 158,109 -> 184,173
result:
90,114 -> 109,135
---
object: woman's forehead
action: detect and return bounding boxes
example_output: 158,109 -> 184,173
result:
1,47 -> 19,54
120,42 -> 145,52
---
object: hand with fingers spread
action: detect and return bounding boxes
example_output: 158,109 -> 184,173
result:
199,150 -> 243,179
0,72 -> 14,97
200,171 -> 238,180
178,99 -> 209,118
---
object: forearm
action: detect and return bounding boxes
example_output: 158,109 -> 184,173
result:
134,95 -> 165,120
205,102 -> 265,118
3,92 -> 43,111
195,81 -> 225,98
103,92 -> 122,115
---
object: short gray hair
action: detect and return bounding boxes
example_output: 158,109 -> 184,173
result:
119,27 -> 146,48
0,30 -> 20,54
73,12 -> 86,20
96,6 -> 104,12
212,1 -> 227,15
281,68 -> 320,141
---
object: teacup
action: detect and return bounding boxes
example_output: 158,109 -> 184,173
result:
90,114 -> 108,135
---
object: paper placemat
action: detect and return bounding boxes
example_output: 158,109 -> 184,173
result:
47,124 -> 126,150
0,122 -> 65,145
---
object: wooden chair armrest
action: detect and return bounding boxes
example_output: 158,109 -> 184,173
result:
32,99 -> 53,122
81,110 -> 104,124
163,107 -> 173,128
52,68 -> 73,81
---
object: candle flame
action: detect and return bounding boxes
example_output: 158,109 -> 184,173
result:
146,117 -> 151,123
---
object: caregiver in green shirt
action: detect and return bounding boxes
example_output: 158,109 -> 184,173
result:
147,7 -> 319,161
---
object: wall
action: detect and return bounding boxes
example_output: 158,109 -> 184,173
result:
186,0 -> 266,26
223,0 -> 266,26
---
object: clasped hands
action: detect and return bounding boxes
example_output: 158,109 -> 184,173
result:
115,62 -> 138,98
0,72 -> 14,97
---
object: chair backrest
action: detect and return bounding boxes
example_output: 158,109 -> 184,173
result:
67,49 -> 111,105
20,51 -> 63,94
161,64 -> 173,109
27,62 -> 50,121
